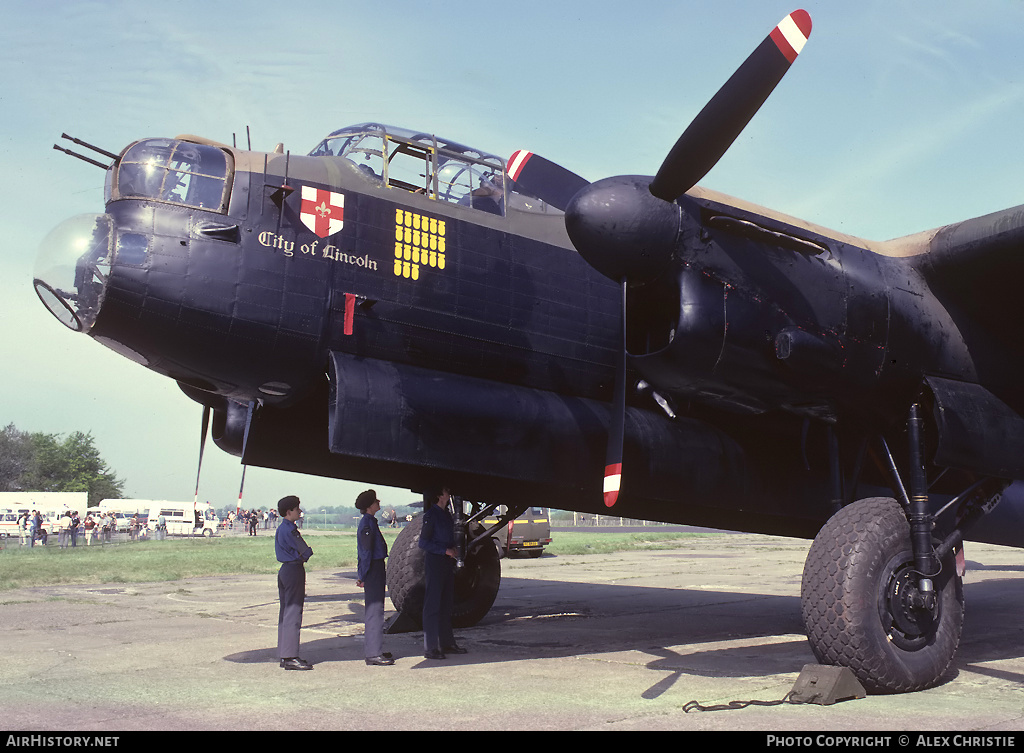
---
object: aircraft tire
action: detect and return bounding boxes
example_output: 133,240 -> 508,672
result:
387,514 -> 502,629
800,497 -> 963,694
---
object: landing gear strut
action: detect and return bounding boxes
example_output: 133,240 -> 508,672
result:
386,498 -> 505,631
801,496 -> 963,693
800,400 -> 1007,693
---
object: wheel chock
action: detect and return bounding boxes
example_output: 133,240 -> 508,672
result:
384,610 -> 421,634
790,664 -> 867,705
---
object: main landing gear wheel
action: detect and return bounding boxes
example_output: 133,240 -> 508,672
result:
800,497 -> 964,694
387,514 -> 501,628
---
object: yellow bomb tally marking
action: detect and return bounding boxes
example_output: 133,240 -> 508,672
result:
395,209 -> 446,280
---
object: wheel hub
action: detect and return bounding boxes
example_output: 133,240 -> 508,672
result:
880,554 -> 940,651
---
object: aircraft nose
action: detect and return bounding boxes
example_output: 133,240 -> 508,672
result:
33,213 -> 114,332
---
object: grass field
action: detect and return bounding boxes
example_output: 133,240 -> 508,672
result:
0,529 -> 713,591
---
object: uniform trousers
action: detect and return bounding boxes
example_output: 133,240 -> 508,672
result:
362,558 -> 386,657
422,551 -> 455,651
277,561 -> 306,659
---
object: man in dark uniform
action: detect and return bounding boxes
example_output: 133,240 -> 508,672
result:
417,486 -> 468,659
275,495 -> 314,670
356,489 -> 394,666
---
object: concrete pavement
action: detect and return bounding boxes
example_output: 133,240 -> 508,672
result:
2,533 -> 1022,732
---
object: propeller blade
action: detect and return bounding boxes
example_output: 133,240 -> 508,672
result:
193,405 -> 210,508
507,150 -> 590,211
237,464 -> 247,515
649,9 -> 812,202
604,280 -> 628,507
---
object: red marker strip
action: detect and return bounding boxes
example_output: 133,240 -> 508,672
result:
604,463 -> 622,507
344,292 -> 356,336
769,9 -> 812,64
506,150 -> 534,182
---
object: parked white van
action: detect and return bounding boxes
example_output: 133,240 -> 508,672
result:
95,500 -> 149,533
0,509 -> 23,539
0,492 -> 88,536
145,501 -> 219,537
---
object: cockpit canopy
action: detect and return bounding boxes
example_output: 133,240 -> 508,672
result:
112,138 -> 233,212
309,123 -> 554,215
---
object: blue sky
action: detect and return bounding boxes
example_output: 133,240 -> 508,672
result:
2,1 -> 1023,513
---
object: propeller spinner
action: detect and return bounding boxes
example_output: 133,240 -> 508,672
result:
508,10 -> 812,506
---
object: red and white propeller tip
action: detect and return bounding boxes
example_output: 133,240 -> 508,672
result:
770,10 -> 812,64
604,463 -> 622,507
507,150 -> 533,182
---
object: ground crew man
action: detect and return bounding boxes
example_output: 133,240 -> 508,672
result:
356,489 -> 394,665
275,495 -> 314,670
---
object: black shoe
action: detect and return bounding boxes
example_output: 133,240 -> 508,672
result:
442,643 -> 467,654
365,655 -> 395,666
423,649 -> 446,660
280,657 -> 313,670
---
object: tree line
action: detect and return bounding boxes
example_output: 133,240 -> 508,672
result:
0,423 -> 125,506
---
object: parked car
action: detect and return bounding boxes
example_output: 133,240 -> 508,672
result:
485,506 -> 552,558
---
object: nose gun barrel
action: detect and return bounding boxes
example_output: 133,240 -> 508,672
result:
60,133 -> 120,160
52,144 -> 109,170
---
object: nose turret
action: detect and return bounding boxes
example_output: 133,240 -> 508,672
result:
34,213 -> 114,332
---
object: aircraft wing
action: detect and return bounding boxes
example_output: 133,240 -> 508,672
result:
900,204 -> 1024,360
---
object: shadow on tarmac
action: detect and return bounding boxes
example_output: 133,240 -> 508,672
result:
222,565 -> 1024,702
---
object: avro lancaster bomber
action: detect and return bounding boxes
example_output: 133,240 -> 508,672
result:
38,10 -> 1024,693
